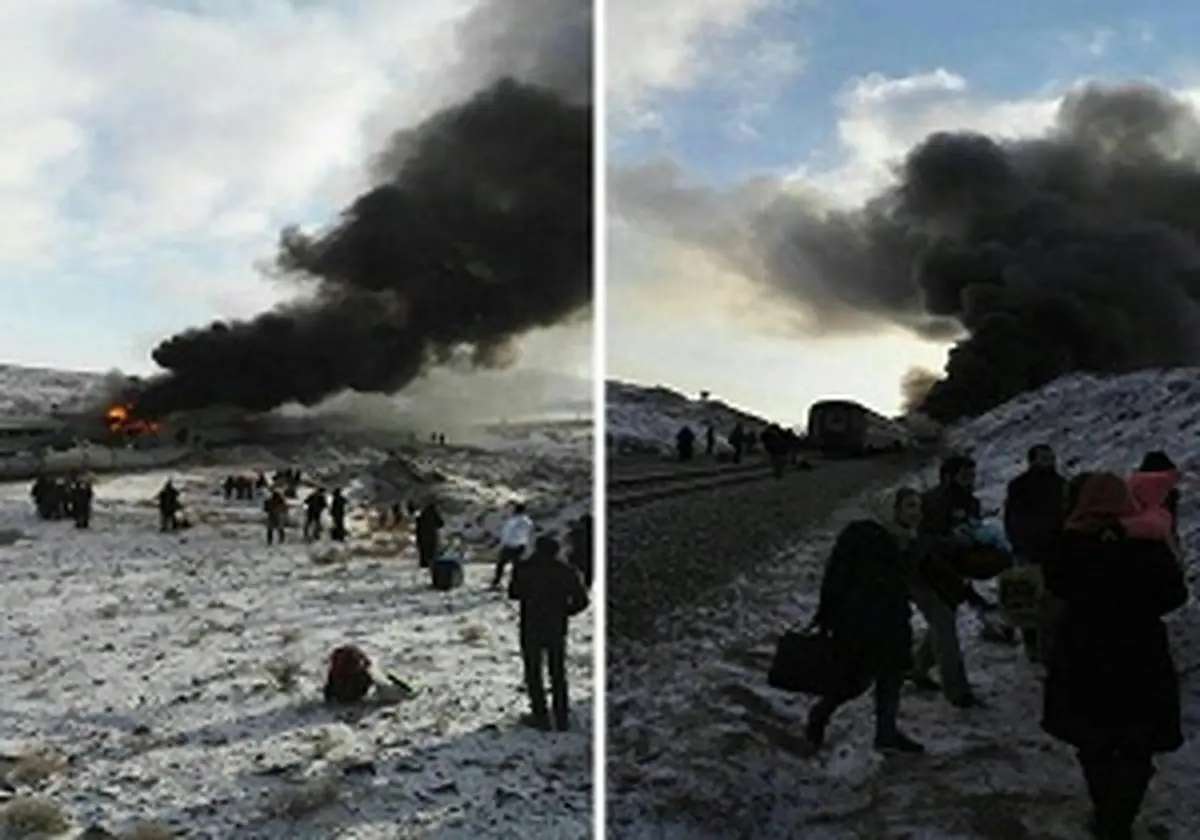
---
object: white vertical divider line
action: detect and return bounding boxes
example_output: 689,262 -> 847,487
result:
591,0 -> 608,832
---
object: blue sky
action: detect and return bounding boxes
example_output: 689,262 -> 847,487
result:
606,0 -> 1200,422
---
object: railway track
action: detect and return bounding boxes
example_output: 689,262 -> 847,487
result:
607,459 -> 797,511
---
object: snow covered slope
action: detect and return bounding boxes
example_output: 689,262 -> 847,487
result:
609,368 -> 1200,839
0,364 -> 106,416
606,381 -> 771,455
0,421 -> 592,837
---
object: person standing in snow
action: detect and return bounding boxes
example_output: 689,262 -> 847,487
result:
729,423 -> 745,464
508,535 -> 589,731
264,490 -> 288,545
910,455 -> 991,708
329,488 -> 348,542
493,502 -> 534,589
415,501 -> 444,569
1042,472 -> 1186,840
1002,444 -> 1067,663
567,513 -> 593,589
675,425 -> 695,462
705,426 -> 715,456
157,480 -> 181,532
302,489 -> 327,541
804,488 -> 926,754
70,478 -> 93,529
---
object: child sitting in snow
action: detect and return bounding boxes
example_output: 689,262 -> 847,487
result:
1122,470 -> 1183,561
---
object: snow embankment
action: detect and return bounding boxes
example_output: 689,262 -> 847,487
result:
605,381 -> 770,455
609,368 -> 1200,839
0,447 -> 593,838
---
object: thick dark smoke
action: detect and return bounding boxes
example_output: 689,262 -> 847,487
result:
132,0 -> 591,420
619,81 -> 1200,422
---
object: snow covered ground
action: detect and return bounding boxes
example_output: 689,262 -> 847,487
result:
1,423 -> 593,837
608,368 -> 1200,839
605,381 -> 771,455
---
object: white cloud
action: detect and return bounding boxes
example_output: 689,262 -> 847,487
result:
0,0 -> 475,299
605,0 -> 803,133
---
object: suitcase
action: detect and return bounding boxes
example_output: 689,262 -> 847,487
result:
767,627 -> 845,696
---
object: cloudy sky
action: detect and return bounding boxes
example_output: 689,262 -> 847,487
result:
2,0 -> 590,381
606,0 -> 1199,422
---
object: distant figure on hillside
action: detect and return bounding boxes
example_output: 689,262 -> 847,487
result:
415,501 -> 444,569
676,425 -> 695,462
705,426 -> 715,456
222,475 -> 235,500
494,502 -> 534,589
303,489 -> 327,541
729,423 -> 746,464
264,490 -> 288,545
508,535 -> 589,731
157,480 -> 181,532
567,513 -> 593,589
1002,444 -> 1066,663
329,488 -> 348,542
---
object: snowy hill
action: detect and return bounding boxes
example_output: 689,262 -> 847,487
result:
0,364 -> 107,416
606,381 -> 772,455
609,368 -> 1200,838
0,368 -> 593,838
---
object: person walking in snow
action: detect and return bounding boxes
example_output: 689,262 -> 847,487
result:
1043,472 -> 1186,840
415,501 -> 444,569
157,480 -> 181,532
493,502 -> 534,589
910,455 -> 991,708
804,487 -> 926,754
1002,444 -> 1066,663
303,488 -> 327,541
508,535 -> 589,731
729,423 -> 745,464
705,425 -> 715,456
264,490 -> 288,545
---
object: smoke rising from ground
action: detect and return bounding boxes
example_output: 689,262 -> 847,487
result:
615,81 -> 1200,421
132,0 -> 591,420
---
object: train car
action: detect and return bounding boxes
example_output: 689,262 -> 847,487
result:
0,417 -> 75,456
806,399 -> 911,456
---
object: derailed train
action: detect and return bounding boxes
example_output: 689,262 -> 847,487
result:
806,399 -> 917,455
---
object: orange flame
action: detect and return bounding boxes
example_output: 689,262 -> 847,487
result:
105,403 -> 160,436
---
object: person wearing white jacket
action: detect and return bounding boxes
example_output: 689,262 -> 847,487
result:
493,502 -> 534,589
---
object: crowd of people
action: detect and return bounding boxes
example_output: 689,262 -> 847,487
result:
802,446 -> 1188,839
30,472 -> 93,528
675,421 -> 801,476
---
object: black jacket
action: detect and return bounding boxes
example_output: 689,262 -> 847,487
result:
1003,469 -> 1065,565
1042,524 -> 1186,754
508,554 -> 589,645
916,484 -> 980,606
814,520 -> 913,674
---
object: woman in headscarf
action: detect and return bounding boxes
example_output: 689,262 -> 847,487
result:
804,487 -> 925,754
1042,472 -> 1187,840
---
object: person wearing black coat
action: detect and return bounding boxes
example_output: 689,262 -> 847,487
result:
1003,444 -> 1067,662
415,502 -> 444,569
508,535 -> 589,731
1042,472 -> 1187,840
804,487 -> 925,754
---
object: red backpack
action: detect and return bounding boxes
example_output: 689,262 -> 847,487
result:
324,644 -> 373,704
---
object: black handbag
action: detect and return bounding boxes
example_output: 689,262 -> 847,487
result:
767,623 -> 843,696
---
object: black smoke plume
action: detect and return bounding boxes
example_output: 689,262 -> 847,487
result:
618,81 -> 1200,422
132,0 -> 591,420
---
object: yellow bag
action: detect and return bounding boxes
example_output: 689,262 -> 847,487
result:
998,563 -> 1044,629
